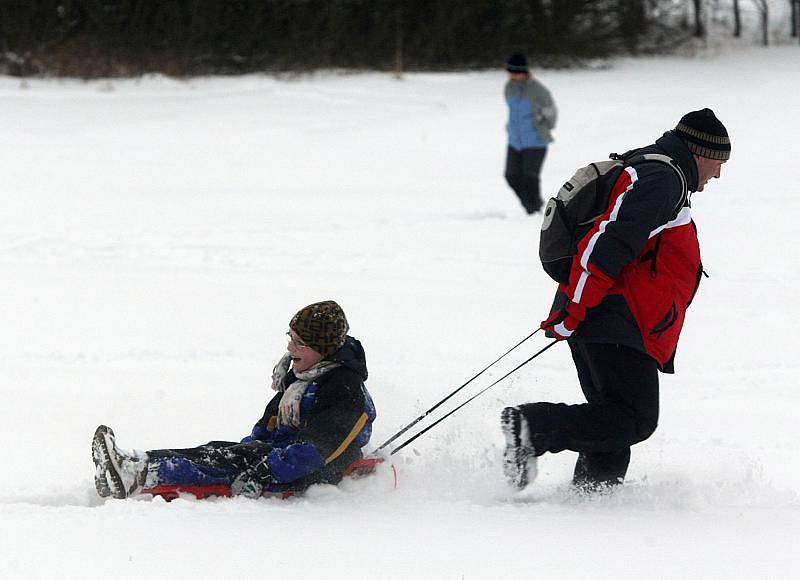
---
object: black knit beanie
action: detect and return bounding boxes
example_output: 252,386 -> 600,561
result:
674,108 -> 730,161
506,53 -> 529,73
289,300 -> 349,357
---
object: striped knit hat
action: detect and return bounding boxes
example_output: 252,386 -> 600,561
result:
289,300 -> 349,357
675,108 -> 730,161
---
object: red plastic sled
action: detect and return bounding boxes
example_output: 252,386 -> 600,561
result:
143,456 -> 395,501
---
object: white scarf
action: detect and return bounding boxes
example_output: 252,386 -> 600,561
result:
271,354 -> 340,427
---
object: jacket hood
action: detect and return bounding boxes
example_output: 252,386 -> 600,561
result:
326,335 -> 368,380
653,131 -> 700,192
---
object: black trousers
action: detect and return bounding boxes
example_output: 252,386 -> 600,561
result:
504,146 -> 547,213
147,441 -> 274,485
517,342 -> 659,487
147,440 -> 358,490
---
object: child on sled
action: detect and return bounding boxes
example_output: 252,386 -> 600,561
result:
92,300 -> 376,499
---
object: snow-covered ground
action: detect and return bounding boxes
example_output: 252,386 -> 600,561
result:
1,46 -> 798,578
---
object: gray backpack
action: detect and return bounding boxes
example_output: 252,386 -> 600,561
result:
539,153 -> 687,284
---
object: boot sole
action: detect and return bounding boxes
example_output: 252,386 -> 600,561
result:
91,425 -> 112,497
92,425 -> 128,499
501,407 -> 529,489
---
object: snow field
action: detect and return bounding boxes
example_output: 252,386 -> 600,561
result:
1,46 -> 799,578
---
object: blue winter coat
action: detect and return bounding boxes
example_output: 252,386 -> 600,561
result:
505,77 -> 557,151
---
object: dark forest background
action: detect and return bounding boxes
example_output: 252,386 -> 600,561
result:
0,0 -> 797,77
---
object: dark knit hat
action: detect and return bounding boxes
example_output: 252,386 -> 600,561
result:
289,300 -> 349,357
674,108 -> 730,161
506,53 -> 529,73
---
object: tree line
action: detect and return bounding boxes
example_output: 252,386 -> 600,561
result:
0,0 -> 796,77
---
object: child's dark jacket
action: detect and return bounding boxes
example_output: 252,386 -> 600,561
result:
244,336 -> 376,486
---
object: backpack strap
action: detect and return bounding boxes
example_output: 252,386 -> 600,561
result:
611,152 -> 689,216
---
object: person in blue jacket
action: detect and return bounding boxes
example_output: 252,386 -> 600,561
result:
92,300 -> 376,499
504,53 -> 558,214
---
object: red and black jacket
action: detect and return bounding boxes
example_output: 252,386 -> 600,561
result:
551,131 -> 703,373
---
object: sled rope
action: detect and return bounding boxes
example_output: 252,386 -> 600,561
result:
374,329 -> 540,454
388,339 -> 558,456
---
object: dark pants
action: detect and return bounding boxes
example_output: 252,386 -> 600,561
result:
517,342 -> 659,488
146,441 -> 272,488
504,146 -> 547,213
146,440 -> 356,491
